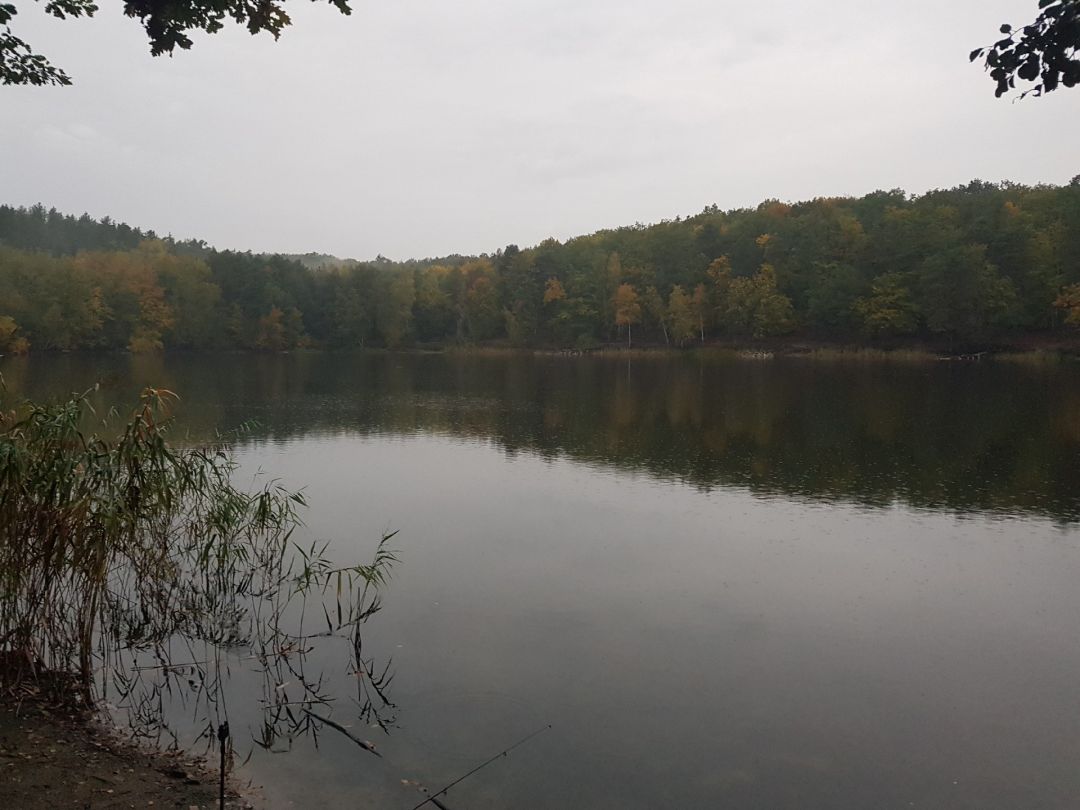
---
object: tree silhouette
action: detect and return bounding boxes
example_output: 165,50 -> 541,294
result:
1,0 -> 351,85
972,0 -> 1080,98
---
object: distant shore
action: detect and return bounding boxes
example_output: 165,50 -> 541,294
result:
5,335 -> 1080,363
446,341 -> 1078,363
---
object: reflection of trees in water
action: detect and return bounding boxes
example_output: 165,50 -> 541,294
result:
6,352 -> 1080,522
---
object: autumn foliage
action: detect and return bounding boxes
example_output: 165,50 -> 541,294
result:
2,179 -> 1080,352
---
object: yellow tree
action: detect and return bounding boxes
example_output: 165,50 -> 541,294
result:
543,277 -> 571,345
0,316 -> 16,348
723,264 -> 795,338
0,315 -> 29,353
128,278 -> 175,353
543,277 -> 567,304
613,283 -> 642,347
691,283 -> 709,343
751,265 -> 796,337
755,233 -> 773,261
1054,283 -> 1080,327
667,285 -> 695,346
855,273 -> 918,337
255,307 -> 287,351
75,243 -> 174,351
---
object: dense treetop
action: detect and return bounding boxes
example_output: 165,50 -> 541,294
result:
2,178 -> 1080,354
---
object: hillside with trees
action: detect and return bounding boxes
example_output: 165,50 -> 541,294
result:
2,179 -> 1080,354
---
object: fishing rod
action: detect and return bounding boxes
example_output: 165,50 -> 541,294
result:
408,724 -> 553,810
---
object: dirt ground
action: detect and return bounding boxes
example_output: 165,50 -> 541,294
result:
0,695 -> 251,809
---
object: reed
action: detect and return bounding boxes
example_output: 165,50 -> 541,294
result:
0,384 -> 396,720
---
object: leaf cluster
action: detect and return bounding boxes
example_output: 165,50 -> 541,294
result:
972,0 -> 1080,97
0,0 -> 350,85
0,1 -> 95,85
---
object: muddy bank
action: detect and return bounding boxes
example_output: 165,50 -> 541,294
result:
0,694 -> 251,810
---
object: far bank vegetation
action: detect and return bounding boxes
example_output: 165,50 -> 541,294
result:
2,179 -> 1080,355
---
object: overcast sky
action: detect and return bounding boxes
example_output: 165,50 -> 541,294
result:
2,0 -> 1077,260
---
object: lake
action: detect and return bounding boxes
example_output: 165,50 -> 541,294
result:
3,351 -> 1080,809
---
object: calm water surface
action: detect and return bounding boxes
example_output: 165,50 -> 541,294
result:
4,352 -> 1080,809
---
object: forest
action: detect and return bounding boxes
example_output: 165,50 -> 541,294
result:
1,178 -> 1080,354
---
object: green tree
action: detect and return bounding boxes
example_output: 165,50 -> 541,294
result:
375,271 -> 415,348
39,277 -> 108,350
412,267 -> 454,341
465,275 -> 502,341
1022,224 -> 1067,328
918,245 -> 1018,340
855,273 -> 918,337
326,269 -> 375,347
642,285 -> 669,346
503,304 -> 528,347
723,264 -> 795,338
806,263 -> 864,333
707,255 -> 734,332
602,252 -> 623,338
283,306 -> 306,347
543,277 -> 574,346
668,285 -> 695,346
498,249 -> 541,345
157,254 -> 222,349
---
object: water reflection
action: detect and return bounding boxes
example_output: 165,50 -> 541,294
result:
4,351 -> 1080,522
7,353 -> 1080,808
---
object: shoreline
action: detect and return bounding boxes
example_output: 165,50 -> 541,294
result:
0,687 -> 256,810
4,333 -> 1080,363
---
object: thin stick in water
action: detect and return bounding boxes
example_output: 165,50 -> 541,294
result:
408,724 -> 552,810
301,708 -> 382,757
218,721 -> 229,810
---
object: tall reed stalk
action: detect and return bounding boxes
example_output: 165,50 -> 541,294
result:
0,385 -> 396,718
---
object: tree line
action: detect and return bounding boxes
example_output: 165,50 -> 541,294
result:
2,178 -> 1080,354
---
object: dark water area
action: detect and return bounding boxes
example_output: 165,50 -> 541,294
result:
5,351 -> 1080,522
4,351 -> 1080,808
